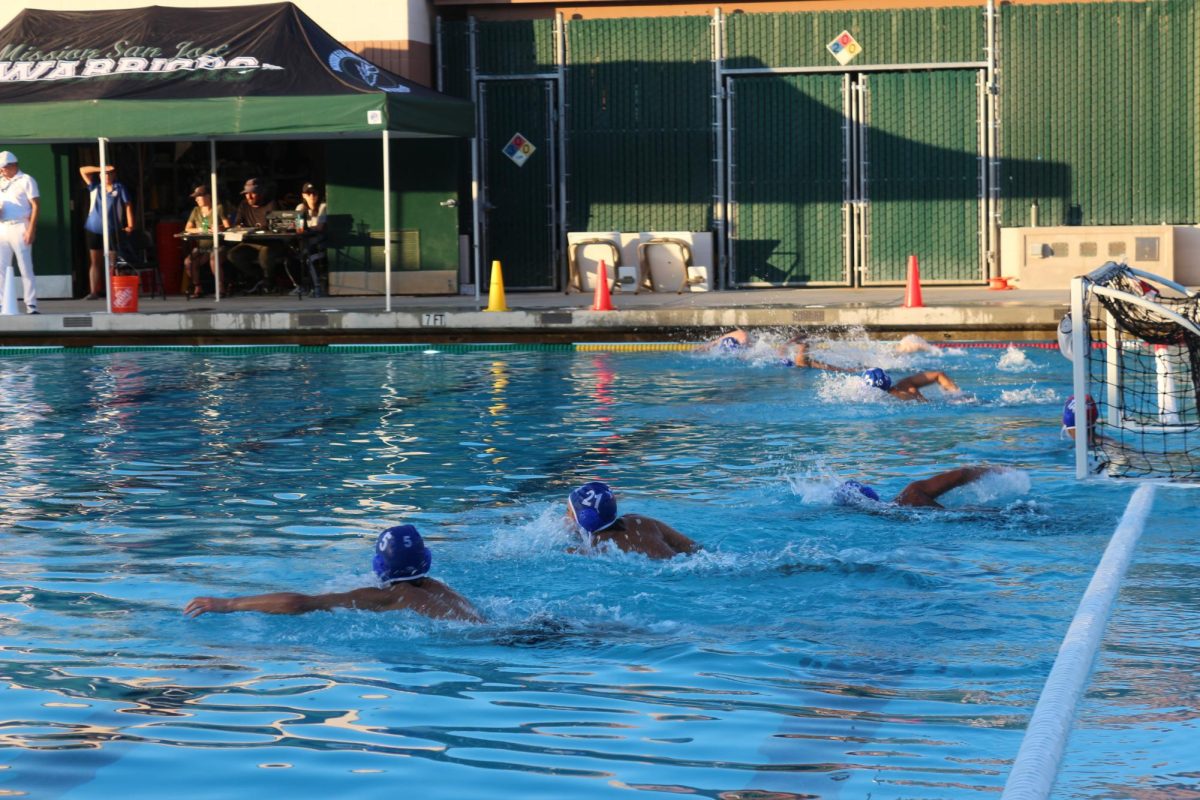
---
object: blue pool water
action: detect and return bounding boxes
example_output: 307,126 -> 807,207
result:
0,338 -> 1195,798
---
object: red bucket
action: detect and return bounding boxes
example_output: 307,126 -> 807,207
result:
112,275 -> 139,313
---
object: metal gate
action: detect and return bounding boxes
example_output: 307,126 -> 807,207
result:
727,69 -> 985,286
479,79 -> 560,290
728,73 -> 848,286
859,70 -> 984,284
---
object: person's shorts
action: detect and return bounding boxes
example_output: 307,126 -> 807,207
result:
85,230 -> 108,251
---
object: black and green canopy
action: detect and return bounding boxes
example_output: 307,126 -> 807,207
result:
0,2 -> 473,141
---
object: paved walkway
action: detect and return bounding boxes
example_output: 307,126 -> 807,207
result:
0,284 -> 1072,346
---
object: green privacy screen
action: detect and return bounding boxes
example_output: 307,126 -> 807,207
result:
566,16 -> 714,233
1000,0 -> 1198,227
728,74 -> 846,286
863,70 -> 982,283
725,7 -> 984,69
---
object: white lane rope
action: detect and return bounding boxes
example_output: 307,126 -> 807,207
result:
1001,482 -> 1156,800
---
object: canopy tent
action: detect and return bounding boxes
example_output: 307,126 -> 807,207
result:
0,2 -> 473,140
0,2 -> 475,308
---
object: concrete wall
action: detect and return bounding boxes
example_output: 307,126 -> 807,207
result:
1002,225 -> 1200,290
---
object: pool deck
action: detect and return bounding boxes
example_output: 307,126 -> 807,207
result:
0,284 -> 1072,346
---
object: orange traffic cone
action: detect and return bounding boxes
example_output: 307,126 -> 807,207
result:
904,254 -> 923,309
591,259 -> 614,311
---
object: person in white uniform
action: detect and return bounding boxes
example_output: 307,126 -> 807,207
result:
0,151 -> 40,314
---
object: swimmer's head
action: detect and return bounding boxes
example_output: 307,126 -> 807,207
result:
834,480 -> 881,505
862,368 -> 893,391
372,524 -> 432,584
718,336 -> 745,351
1062,394 -> 1098,438
567,481 -> 619,534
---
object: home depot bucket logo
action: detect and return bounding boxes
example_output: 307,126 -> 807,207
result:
826,31 -> 862,65
113,282 -> 137,310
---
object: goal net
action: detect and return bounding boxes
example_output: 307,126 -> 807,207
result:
1069,262 -> 1200,480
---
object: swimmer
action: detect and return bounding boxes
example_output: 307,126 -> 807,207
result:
698,327 -> 754,352
1062,394 -> 1098,441
834,466 -> 1006,509
567,481 -> 699,559
792,340 -> 961,402
895,334 -> 941,354
184,525 -> 484,622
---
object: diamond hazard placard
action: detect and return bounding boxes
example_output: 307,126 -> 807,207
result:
826,30 -> 862,65
503,133 -> 536,167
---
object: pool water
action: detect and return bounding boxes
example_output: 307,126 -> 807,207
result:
0,339 -> 1194,799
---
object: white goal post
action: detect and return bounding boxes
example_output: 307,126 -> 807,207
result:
1069,262 -> 1200,480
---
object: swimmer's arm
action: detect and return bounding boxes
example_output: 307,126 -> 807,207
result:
898,466 -> 1000,506
184,589 -> 380,617
653,520 -> 701,554
790,342 -> 856,372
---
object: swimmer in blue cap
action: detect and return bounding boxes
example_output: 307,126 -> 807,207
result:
184,524 -> 484,622
567,481 -> 699,559
834,466 -> 1005,509
1062,394 -> 1098,441
791,341 -> 961,402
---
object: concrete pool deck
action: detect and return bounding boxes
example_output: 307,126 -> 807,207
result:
0,284 -> 1073,346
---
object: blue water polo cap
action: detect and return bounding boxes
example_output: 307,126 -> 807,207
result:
718,335 -> 745,351
862,368 -> 893,391
834,480 -> 881,505
1062,394 -> 1098,429
568,481 -> 619,534
372,524 -> 432,584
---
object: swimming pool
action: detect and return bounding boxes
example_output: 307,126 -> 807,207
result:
0,338 -> 1194,798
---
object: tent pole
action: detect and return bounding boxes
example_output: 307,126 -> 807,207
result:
99,137 -> 112,314
383,130 -> 392,312
210,140 -> 221,302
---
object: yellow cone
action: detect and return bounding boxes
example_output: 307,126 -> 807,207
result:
485,259 -> 509,312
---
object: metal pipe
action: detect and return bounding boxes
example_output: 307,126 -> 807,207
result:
986,0 -> 1000,279
210,139 -> 221,302
556,11 -> 568,292
383,129 -> 392,312
1071,277 -> 1089,478
712,8 -> 726,290
469,17 -> 482,304
99,137 -> 112,314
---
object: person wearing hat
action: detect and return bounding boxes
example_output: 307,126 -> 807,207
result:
566,481 -> 699,559
295,182 -> 327,234
182,184 -> 230,298
227,177 -> 285,293
183,525 -> 484,622
79,163 -> 136,301
0,150 -> 42,313
833,465 -> 1008,509
791,340 -> 961,402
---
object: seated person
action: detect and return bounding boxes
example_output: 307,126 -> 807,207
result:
181,184 -> 229,298
295,182 -> 328,293
226,177 -> 286,292
566,481 -> 699,559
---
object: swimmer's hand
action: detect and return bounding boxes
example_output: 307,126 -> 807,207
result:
184,596 -> 231,617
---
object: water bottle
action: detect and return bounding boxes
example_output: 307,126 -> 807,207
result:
200,214 -> 210,233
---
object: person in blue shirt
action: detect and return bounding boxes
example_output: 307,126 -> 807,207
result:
79,164 -> 135,301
